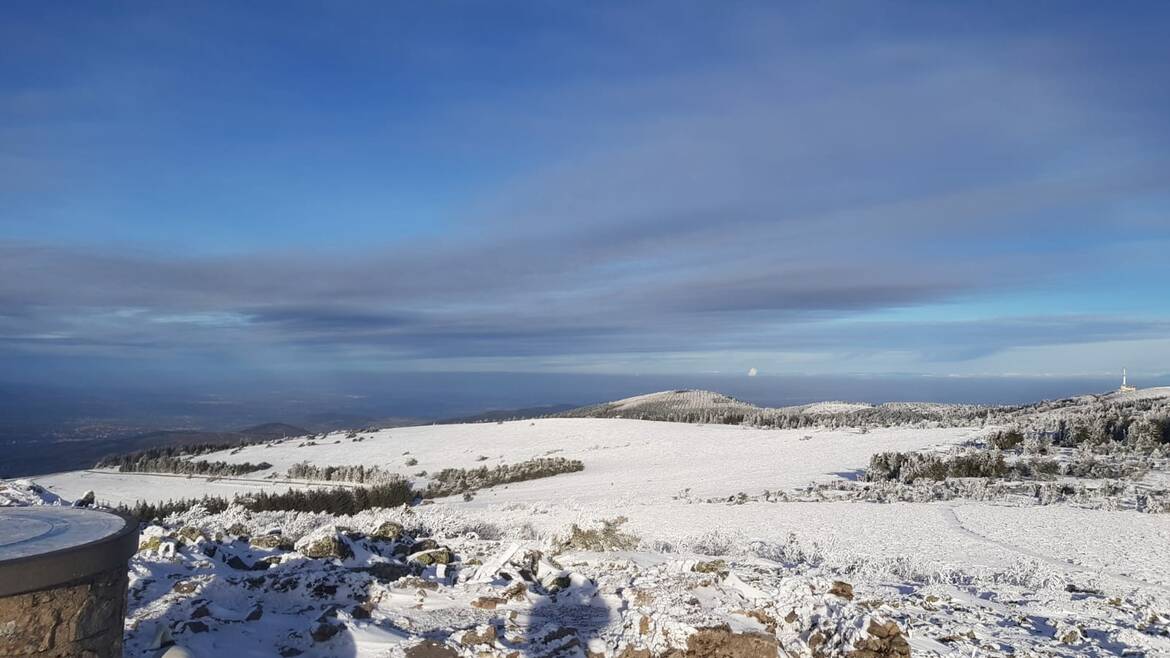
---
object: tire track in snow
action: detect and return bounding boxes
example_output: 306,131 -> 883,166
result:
942,504 -> 1170,596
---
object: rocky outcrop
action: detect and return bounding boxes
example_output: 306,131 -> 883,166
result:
371,521 -> 405,541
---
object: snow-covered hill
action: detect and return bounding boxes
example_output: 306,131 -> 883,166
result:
12,388 -> 1170,657
559,389 -> 989,427
562,387 -> 1170,437
560,389 -> 760,422
34,418 -> 979,508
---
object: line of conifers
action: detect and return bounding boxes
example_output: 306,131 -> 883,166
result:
112,456 -> 584,522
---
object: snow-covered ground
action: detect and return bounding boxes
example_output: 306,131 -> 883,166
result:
36,418 -> 982,506
14,415 -> 1170,656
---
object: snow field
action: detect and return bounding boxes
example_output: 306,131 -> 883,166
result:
18,413 -> 1170,655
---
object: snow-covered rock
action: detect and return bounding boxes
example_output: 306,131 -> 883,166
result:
0,479 -> 65,506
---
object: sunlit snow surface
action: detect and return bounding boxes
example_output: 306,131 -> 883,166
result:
0,507 -> 125,559
34,418 -> 979,505
19,415 -> 1170,656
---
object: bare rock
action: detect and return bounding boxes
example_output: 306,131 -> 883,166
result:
251,534 -> 294,550
680,625 -> 779,658
471,596 -> 506,610
295,527 -> 354,560
410,547 -> 453,566
848,619 -> 911,658
372,521 -> 405,541
829,581 -> 854,601
460,624 -> 498,646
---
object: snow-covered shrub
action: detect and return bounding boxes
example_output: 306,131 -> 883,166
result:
989,429 -> 1024,451
865,452 -> 907,482
1129,417 -> 1170,453
1022,433 -> 1051,455
866,450 -> 1005,483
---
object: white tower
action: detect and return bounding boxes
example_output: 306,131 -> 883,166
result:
1119,368 -> 1137,393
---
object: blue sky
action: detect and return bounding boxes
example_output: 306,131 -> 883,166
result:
2,1 -> 1170,397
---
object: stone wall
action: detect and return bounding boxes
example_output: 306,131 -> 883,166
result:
0,566 -> 128,658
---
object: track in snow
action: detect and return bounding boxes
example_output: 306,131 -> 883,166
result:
943,503 -> 1170,596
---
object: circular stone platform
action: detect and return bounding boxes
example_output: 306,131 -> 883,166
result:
0,507 -> 138,657
0,507 -> 137,597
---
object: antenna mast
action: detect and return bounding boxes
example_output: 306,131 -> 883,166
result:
1119,368 -> 1136,393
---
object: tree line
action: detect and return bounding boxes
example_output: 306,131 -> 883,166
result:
100,454 -> 272,477
423,457 -> 584,498
114,456 -> 585,522
115,480 -> 413,523
284,462 -> 401,484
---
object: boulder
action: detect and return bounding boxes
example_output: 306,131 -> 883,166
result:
311,621 -> 344,643
848,619 -> 911,658
295,527 -> 354,560
224,555 -> 252,570
405,641 -> 459,658
409,547 -> 453,566
1055,621 -> 1083,645
470,596 -> 505,610
172,580 -> 199,594
250,534 -> 294,550
177,526 -> 205,544
534,557 -> 572,593
225,522 -> 251,539
829,580 -> 854,601
372,521 -> 405,541
459,624 -> 498,647
73,490 -> 95,508
409,538 -> 439,553
139,535 -> 178,557
692,560 -> 728,577
358,562 -> 411,582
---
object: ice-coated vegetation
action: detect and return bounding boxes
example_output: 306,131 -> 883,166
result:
422,457 -> 584,498
95,441 -> 273,469
113,458 -> 587,523
562,387 -> 1170,438
284,461 -> 404,484
100,455 -> 274,477
116,479 -> 418,523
